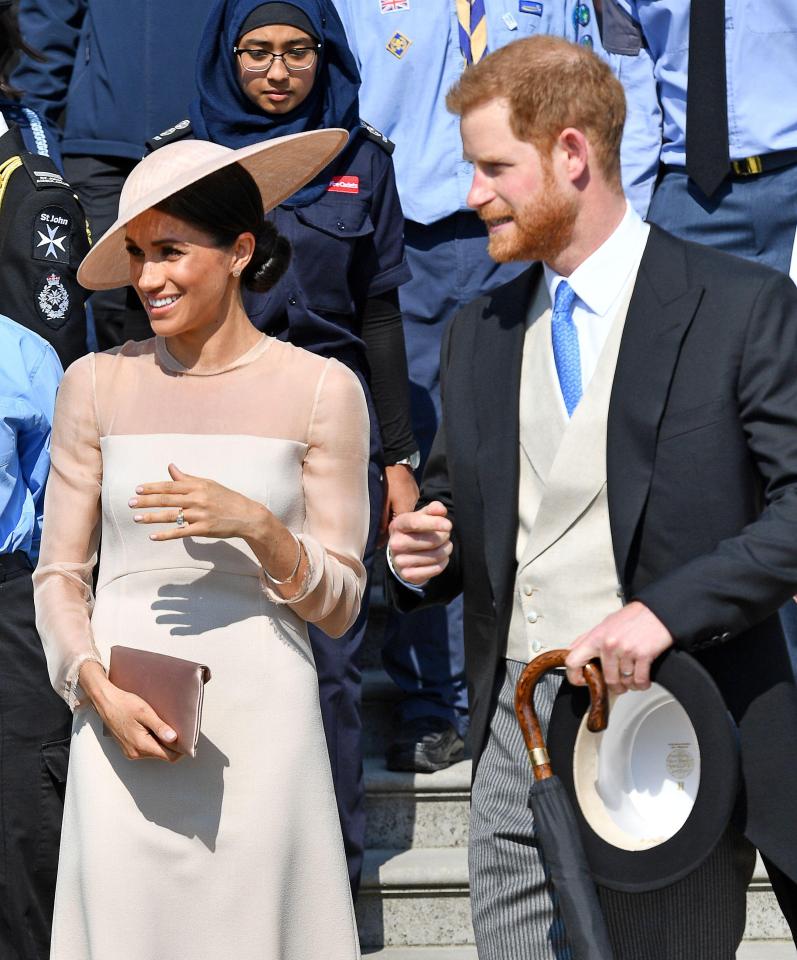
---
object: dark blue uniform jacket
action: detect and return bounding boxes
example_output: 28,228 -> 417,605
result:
246,133 -> 410,365
12,0 -> 216,160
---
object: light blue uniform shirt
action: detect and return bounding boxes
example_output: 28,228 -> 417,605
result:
0,314 -> 63,561
615,0 -> 797,167
333,1 -> 660,222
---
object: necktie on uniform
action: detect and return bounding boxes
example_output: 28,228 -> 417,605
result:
685,0 -> 729,198
457,0 -> 488,66
551,280 -> 582,417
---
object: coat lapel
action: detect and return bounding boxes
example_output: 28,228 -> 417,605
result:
608,227 -> 705,584
474,264 -> 542,611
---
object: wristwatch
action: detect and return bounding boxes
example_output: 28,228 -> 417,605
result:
391,450 -> 421,470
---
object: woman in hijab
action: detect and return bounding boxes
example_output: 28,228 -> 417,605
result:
158,0 -> 421,894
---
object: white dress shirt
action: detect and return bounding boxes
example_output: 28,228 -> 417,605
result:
544,202 -> 650,415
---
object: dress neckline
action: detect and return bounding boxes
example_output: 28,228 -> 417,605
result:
155,334 -> 271,376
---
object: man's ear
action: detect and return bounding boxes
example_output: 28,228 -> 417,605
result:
558,127 -> 590,183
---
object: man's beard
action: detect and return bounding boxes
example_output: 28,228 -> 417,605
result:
482,173 -> 578,264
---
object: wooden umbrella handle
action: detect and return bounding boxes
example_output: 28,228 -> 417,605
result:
514,649 -> 609,781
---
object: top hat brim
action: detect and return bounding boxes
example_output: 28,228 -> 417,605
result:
77,129 -> 348,291
547,648 -> 739,892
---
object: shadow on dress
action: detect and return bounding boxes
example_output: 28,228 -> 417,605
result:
152,540 -> 261,637
101,731 -> 230,851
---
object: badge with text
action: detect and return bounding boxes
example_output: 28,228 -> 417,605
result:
328,175 -> 360,194
33,206 -> 71,264
380,0 -> 409,11
37,272 -> 71,327
519,0 -> 543,15
386,31 -> 412,58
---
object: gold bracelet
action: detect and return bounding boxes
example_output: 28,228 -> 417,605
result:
263,533 -> 303,585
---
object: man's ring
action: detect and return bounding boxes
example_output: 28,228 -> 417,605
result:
176,508 -> 185,528
620,669 -> 634,678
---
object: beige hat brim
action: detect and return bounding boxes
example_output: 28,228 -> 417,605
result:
77,128 -> 348,291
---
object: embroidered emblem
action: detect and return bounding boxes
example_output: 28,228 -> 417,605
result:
573,3 -> 591,28
518,1 -> 543,15
380,0 -> 409,11
33,205 -> 71,263
328,175 -> 360,194
386,31 -> 412,58
37,272 -> 70,325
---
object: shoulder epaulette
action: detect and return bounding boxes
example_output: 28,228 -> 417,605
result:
146,119 -> 194,153
360,120 -> 395,155
19,152 -> 71,191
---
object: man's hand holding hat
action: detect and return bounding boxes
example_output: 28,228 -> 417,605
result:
565,602 -> 674,696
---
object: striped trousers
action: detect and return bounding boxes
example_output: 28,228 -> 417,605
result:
469,659 -> 756,960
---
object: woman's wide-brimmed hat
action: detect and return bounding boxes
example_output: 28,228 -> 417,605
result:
77,128 -> 347,290
547,649 -> 740,892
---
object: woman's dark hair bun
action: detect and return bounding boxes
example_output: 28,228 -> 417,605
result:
154,163 -> 291,295
242,220 -> 291,293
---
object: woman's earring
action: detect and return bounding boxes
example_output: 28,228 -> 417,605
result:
233,269 -> 242,278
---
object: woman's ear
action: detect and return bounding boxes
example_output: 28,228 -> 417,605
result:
231,231 -> 256,277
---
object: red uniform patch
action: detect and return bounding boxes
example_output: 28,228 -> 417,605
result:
328,175 -> 360,194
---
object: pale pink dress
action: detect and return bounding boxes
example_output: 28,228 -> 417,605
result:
33,335 -> 368,960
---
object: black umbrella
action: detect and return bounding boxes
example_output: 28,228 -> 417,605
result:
514,650 -> 614,960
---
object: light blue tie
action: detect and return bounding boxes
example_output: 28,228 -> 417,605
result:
551,280 -> 582,417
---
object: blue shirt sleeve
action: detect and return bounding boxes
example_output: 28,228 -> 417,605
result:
11,0 -> 87,139
17,343 -> 63,560
594,0 -> 662,217
613,44 -> 662,217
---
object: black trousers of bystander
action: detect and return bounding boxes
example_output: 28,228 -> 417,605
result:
0,555 -> 72,960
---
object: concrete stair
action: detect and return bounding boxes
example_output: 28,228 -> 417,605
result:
356,577 -> 792,954
360,949 -> 795,959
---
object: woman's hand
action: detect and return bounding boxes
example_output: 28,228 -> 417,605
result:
79,661 -> 181,762
379,463 -> 420,547
129,463 -> 267,542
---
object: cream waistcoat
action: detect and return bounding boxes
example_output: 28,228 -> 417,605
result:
505,266 -> 639,663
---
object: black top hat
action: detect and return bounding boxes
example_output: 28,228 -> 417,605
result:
547,648 -> 739,892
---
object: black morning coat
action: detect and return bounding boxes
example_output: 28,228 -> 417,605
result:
389,224 -> 797,887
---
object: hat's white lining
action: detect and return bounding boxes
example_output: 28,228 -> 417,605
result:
572,683 -> 700,852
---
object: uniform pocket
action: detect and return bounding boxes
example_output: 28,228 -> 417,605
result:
292,198 -> 375,314
34,736 -> 70,874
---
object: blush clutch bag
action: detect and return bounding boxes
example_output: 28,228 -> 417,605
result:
106,646 -> 211,758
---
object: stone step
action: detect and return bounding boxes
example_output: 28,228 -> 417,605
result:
357,849 -> 789,949
748,856 -> 792,941
357,848 -> 474,948
365,757 -> 471,849
362,949 -> 478,959
362,948 -> 795,960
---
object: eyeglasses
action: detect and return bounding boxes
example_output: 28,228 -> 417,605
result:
233,44 -> 321,73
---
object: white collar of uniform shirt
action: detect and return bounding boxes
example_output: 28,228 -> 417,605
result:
543,201 -> 650,416
0,113 -> 8,138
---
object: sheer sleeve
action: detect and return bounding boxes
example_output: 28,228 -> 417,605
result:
32,353 -> 103,709
260,358 -> 370,638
